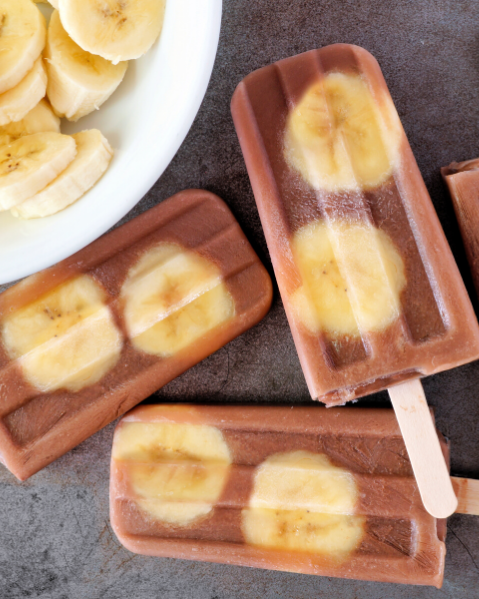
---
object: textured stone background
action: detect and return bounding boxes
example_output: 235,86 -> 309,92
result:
1,0 -> 479,597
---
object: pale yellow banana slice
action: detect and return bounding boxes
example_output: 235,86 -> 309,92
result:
12,130 -> 113,219
0,0 -> 46,95
284,72 -> 402,192
0,99 -> 60,146
289,220 -> 406,336
45,11 -> 128,122
58,0 -> 166,64
0,132 -> 76,210
113,419 -> 232,526
121,243 -> 235,357
0,58 -> 47,126
242,451 -> 365,557
1,275 -> 123,393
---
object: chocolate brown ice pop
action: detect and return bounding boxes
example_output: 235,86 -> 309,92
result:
442,158 -> 479,296
231,44 -> 479,517
110,404 -> 456,587
0,190 -> 272,480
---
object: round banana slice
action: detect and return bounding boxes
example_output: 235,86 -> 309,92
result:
0,99 -> 60,146
12,130 -> 113,219
289,220 -> 406,336
1,275 -> 123,393
121,243 -> 235,357
242,451 -> 365,557
0,132 -> 76,210
113,419 -> 232,526
0,58 -> 47,127
284,72 -> 402,192
58,0 -> 166,64
0,0 -> 46,95
45,11 -> 128,122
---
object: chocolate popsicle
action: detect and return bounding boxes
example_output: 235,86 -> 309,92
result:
231,44 -> 479,517
110,404 -> 449,588
442,158 -> 479,295
0,190 -> 272,480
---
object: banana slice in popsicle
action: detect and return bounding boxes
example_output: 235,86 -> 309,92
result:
284,72 -> 402,192
113,419 -> 232,526
121,244 -> 235,357
1,275 -> 123,393
242,451 -> 365,557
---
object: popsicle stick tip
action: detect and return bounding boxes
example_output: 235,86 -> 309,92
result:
389,379 -> 458,519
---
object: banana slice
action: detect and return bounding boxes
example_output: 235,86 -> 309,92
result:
0,99 -> 60,146
12,130 -> 113,219
0,58 -> 47,127
289,220 -> 406,337
0,0 -> 46,95
284,72 -> 402,192
45,11 -> 128,122
113,419 -> 232,526
0,132 -> 76,210
58,0 -> 166,64
1,275 -> 123,393
121,243 -> 235,357
242,451 -> 365,557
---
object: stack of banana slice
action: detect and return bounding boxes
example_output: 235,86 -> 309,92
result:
0,0 -> 165,219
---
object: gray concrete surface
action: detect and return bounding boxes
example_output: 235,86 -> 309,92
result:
1,0 -> 479,597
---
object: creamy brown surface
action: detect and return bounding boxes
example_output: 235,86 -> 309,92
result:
231,44 -> 479,405
110,405 -> 447,588
442,159 -> 479,296
0,190 -> 272,480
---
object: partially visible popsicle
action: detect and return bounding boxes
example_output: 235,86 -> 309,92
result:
0,190 -> 272,480
231,44 -> 479,517
110,405 -> 451,587
442,158 -> 479,295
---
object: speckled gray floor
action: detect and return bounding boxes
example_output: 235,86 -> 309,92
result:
1,0 -> 479,597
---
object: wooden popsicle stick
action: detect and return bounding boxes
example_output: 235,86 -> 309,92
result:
452,477 -> 479,515
388,378 -> 458,519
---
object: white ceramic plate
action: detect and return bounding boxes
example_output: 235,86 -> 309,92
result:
0,0 -> 222,285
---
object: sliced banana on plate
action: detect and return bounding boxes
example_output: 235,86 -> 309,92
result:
0,99 -> 60,146
1,275 -> 123,393
45,10 -> 128,122
0,57 -> 47,126
0,132 -> 76,210
284,72 -> 402,192
242,451 -> 365,557
289,220 -> 406,337
113,419 -> 232,526
121,243 -> 235,357
58,0 -> 166,64
0,0 -> 46,95
12,129 -> 113,219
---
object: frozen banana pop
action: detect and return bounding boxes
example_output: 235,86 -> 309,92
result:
231,45 -> 479,406
0,190 -> 272,480
110,405 -> 449,587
